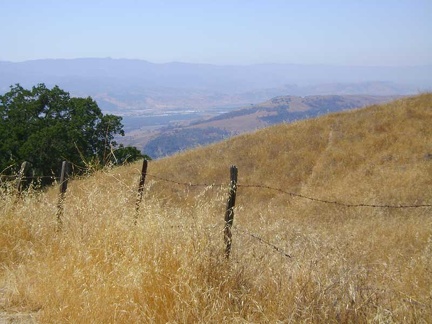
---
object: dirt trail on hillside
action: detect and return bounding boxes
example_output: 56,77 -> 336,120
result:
300,126 -> 336,194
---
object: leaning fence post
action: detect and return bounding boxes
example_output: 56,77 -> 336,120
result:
16,161 -> 31,195
135,159 -> 148,223
224,165 -> 238,259
56,161 -> 69,228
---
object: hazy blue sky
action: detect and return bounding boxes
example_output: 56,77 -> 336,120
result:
0,0 -> 431,66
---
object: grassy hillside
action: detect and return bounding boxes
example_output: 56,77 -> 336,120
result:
143,94 -> 400,158
1,94 -> 431,323
151,93 -> 431,203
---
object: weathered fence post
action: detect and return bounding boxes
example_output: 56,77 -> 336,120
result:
16,161 -> 31,195
224,165 -> 238,259
56,161 -> 69,228
135,159 -> 148,223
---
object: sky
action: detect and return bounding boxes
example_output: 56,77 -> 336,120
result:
0,0 -> 431,66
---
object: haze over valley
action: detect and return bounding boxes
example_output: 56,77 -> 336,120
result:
1,58 -> 430,157
1,58 -> 429,114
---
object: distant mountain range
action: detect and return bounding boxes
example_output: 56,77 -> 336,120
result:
1,58 -> 430,114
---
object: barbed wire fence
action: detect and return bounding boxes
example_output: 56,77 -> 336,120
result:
2,159 -> 432,259
135,161 -> 432,259
141,175 -> 432,209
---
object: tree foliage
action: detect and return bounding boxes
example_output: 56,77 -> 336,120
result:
0,84 -> 144,180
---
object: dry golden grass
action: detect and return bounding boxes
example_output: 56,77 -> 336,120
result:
1,94 -> 431,323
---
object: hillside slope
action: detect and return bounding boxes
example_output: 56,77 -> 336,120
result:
142,94 -> 399,158
150,93 -> 431,207
1,94 -> 431,322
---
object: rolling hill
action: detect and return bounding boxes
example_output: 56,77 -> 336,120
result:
140,94 -> 401,158
148,93 -> 432,202
1,94 -> 431,322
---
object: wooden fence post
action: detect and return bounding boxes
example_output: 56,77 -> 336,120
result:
135,159 -> 148,223
224,165 -> 238,259
16,161 -> 31,195
56,161 -> 69,228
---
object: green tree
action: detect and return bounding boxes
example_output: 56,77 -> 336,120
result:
0,83 -> 143,181
110,145 -> 151,165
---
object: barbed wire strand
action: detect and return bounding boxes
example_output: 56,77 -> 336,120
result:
237,183 -> 432,209
145,173 -> 226,188
3,169 -> 431,209
0,175 -> 60,180
143,175 -> 432,209
234,225 -> 292,259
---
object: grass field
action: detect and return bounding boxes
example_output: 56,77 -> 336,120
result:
1,94 -> 431,323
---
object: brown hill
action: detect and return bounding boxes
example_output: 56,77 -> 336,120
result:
188,94 -> 400,131
150,93 -> 431,206
141,94 -> 400,158
1,94 -> 431,322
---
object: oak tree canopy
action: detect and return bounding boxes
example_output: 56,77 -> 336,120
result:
0,83 -> 144,181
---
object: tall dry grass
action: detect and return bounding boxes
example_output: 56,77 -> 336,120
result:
1,94 -> 431,323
